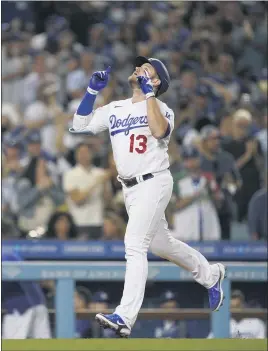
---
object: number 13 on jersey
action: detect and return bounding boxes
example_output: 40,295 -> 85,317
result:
129,134 -> 147,154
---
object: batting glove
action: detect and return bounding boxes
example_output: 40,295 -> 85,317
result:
88,66 -> 111,94
137,72 -> 155,99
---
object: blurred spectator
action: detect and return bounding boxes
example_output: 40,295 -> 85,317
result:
89,291 -> 115,338
223,109 -> 263,221
16,131 -> 65,235
2,35 -> 29,107
199,126 -> 241,239
22,54 -> 51,109
248,187 -> 267,240
172,146 -> 221,241
63,143 -> 112,239
154,291 -> 180,338
23,86 -> 57,156
89,291 -> 110,313
66,54 -> 86,101
208,290 -> 266,338
2,135 -> 27,178
2,103 -> 21,135
193,84 -> 215,122
74,286 -> 92,338
102,212 -> 126,241
2,135 -> 28,224
46,211 -> 78,240
2,250 -> 51,339
256,113 -> 267,169
205,53 -> 240,104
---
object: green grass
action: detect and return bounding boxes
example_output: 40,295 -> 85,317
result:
2,339 -> 267,351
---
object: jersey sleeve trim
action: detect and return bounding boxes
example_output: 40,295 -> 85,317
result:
160,122 -> 171,139
69,127 -> 95,135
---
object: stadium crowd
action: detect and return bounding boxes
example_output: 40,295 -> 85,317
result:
2,1 -> 267,242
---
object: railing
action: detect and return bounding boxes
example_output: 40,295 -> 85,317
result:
2,261 -> 267,338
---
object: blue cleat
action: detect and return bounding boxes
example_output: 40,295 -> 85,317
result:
208,263 -> 226,311
95,313 -> 131,338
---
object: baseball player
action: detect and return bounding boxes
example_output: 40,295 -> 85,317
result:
2,251 -> 51,339
70,56 -> 226,337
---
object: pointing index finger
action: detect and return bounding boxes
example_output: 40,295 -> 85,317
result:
106,66 -> 112,74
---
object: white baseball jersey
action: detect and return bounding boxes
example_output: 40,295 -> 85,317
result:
72,98 -> 174,178
208,318 -> 266,339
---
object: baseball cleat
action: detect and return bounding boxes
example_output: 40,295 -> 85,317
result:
208,263 -> 226,311
95,313 -> 131,338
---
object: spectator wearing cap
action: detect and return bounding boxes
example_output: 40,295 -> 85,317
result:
154,291 -> 181,338
172,146 -> 221,241
63,143 -> 112,239
2,133 -> 28,179
24,130 -> 60,183
89,291 -> 115,338
208,289 -> 266,338
199,125 -> 242,240
248,186 -> 267,240
222,109 -> 263,221
194,85 -> 213,121
16,131 -> 65,235
74,286 -> 92,338
89,291 -> 110,312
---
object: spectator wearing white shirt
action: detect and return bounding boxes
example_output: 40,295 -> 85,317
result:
63,143 -> 112,239
23,78 -> 64,156
171,146 -> 222,241
208,290 -> 266,339
2,35 -> 28,107
22,54 -> 50,110
2,103 -> 21,135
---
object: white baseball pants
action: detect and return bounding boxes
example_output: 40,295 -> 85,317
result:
115,170 -> 220,329
2,305 -> 51,339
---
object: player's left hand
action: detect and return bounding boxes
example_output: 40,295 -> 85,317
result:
137,71 -> 155,99
88,66 -> 111,92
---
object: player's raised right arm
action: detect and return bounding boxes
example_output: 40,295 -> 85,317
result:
70,67 -> 111,134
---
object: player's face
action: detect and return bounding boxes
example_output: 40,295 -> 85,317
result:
128,63 -> 160,89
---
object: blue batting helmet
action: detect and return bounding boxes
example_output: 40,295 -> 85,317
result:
135,56 -> 170,97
